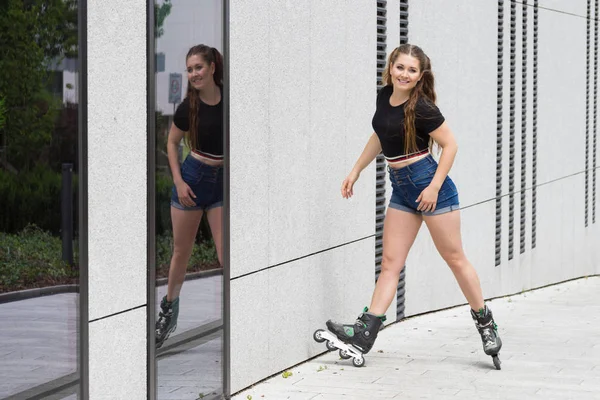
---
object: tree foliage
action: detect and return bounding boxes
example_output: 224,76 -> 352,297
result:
0,97 -> 6,131
0,0 -> 77,171
0,0 -> 172,172
31,0 -> 78,60
156,0 -> 173,38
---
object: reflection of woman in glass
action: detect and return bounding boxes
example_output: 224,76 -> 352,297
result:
156,45 -> 224,348
323,44 -> 502,368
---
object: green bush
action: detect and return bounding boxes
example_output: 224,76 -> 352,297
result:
0,166 -> 77,234
0,225 -> 78,292
156,172 -> 173,235
0,96 -> 6,130
0,225 -> 219,293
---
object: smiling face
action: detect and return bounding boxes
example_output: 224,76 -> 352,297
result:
389,53 -> 423,93
186,54 -> 215,90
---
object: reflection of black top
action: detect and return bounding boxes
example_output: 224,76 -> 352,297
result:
372,85 -> 445,161
173,92 -> 223,158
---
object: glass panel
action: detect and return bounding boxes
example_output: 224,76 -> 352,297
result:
153,0 -> 224,398
0,0 -> 80,398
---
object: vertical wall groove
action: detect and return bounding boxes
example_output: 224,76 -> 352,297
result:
375,1 -> 386,295
400,0 -> 408,43
594,0 -> 598,224
496,0 -> 504,266
508,0 -> 516,260
520,1 -> 527,254
396,0 -> 409,320
532,0 -> 538,248
587,0 -> 591,228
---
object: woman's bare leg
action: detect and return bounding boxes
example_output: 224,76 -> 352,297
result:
167,207 -> 204,301
206,206 -> 223,266
422,210 -> 485,311
369,208 -> 423,315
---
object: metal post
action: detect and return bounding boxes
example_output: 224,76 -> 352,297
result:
61,163 -> 74,265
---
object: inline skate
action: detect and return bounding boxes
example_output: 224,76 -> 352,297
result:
471,305 -> 503,370
156,296 -> 179,349
313,307 -> 386,367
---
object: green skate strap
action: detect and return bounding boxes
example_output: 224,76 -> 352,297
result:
363,306 -> 387,323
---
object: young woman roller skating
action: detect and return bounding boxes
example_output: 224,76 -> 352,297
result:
314,44 -> 502,369
155,44 -> 224,348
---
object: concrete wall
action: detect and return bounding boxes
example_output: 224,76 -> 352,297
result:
87,0 -> 148,398
404,0 -> 600,317
81,0 -> 600,396
229,0 -> 600,393
228,0 -> 379,393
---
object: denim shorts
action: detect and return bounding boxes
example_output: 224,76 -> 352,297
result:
388,154 -> 460,216
171,155 -> 223,211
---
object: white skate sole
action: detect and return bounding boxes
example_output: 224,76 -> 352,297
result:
313,329 -> 366,367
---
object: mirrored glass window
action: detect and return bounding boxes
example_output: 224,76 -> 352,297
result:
153,1 -> 225,398
0,0 -> 80,398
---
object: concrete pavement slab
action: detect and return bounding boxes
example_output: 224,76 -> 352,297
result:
233,276 -> 600,400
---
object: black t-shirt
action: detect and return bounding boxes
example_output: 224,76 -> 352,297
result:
173,91 -> 223,157
372,85 -> 445,159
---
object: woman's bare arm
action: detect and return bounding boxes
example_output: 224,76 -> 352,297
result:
167,124 -> 186,184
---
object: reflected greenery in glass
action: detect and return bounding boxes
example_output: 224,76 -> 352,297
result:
0,0 -> 80,398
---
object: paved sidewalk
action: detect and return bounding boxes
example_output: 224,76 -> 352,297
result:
158,335 -> 223,400
157,275 -> 223,399
233,276 -> 600,400
156,275 -> 222,334
0,293 -> 78,398
0,275 -> 222,399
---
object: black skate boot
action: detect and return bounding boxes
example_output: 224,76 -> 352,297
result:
326,307 -> 386,354
471,305 -> 502,369
156,296 -> 179,349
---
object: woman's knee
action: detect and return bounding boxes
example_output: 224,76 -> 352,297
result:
443,250 -> 468,271
171,241 -> 195,261
380,255 -> 405,276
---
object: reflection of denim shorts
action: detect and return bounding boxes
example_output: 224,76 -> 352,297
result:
171,155 -> 223,211
388,154 -> 460,216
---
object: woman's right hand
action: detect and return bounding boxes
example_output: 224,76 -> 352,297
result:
341,170 -> 360,199
176,181 -> 197,207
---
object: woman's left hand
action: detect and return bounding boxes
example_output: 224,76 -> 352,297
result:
416,185 -> 439,213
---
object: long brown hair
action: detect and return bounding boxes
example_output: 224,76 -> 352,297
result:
184,44 -> 224,151
382,44 -> 437,154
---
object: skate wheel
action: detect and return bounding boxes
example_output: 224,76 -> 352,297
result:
339,349 -> 351,360
352,355 -> 365,368
492,355 -> 501,370
313,329 -> 326,343
326,340 -> 337,351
